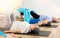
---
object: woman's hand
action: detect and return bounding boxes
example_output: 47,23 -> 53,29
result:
42,20 -> 48,24
30,24 -> 39,30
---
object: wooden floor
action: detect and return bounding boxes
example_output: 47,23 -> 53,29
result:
11,23 -> 60,38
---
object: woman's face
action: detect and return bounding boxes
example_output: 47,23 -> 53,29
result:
20,14 -> 24,19
19,13 -> 24,21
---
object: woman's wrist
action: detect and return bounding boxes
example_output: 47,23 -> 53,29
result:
37,21 -> 43,25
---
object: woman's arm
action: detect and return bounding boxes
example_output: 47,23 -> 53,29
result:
29,24 -> 39,30
4,30 -> 21,33
37,20 -> 49,26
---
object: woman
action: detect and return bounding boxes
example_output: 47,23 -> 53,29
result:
30,11 -> 57,26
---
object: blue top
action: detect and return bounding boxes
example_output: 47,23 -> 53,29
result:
18,8 -> 31,23
39,15 -> 52,22
0,31 -> 6,38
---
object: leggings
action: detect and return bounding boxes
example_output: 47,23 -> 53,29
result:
29,18 -> 40,24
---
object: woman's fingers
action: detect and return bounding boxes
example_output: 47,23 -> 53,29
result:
30,24 -> 38,30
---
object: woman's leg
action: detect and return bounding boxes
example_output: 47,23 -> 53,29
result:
29,18 -> 40,24
37,20 -> 50,26
39,20 -> 51,26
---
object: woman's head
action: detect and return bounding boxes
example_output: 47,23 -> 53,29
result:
52,17 -> 57,22
20,12 -> 24,21
20,12 -> 24,15
30,11 -> 40,19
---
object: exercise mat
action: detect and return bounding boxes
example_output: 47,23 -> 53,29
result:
14,30 -> 51,37
40,25 -> 58,28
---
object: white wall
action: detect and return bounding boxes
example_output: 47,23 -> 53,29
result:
0,0 -> 22,29
21,0 -> 60,18
0,0 -> 22,13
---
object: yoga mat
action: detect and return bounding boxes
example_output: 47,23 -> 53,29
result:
14,30 -> 51,37
40,25 -> 58,28
51,21 -> 60,23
